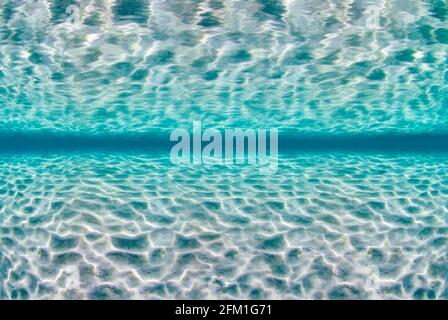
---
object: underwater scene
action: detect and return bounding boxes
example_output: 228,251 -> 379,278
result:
1,0 -> 448,300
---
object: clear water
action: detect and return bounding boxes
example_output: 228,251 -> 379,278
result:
1,0 -> 448,299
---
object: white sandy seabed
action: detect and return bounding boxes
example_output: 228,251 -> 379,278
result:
1,153 -> 448,299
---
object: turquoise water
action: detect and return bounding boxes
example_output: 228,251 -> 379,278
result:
1,0 -> 448,299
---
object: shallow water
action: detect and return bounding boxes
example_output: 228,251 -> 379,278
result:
1,0 -> 448,300
1,153 -> 448,299
0,0 -> 447,134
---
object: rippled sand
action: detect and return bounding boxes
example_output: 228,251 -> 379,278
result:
1,153 -> 447,299
1,0 -> 448,301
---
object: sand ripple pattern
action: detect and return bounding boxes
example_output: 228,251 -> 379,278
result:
1,153 -> 448,299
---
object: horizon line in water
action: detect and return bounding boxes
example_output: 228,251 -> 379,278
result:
1,131 -> 448,153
